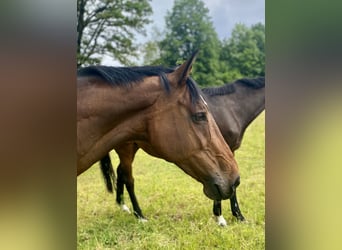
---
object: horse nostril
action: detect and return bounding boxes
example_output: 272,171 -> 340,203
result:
234,176 -> 240,188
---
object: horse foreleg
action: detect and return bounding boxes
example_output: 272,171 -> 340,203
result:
117,169 -> 146,221
116,143 -> 146,221
230,190 -> 245,221
116,164 -> 130,213
213,200 -> 227,226
125,173 -> 147,221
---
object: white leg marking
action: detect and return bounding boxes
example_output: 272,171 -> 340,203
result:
121,204 -> 131,214
216,215 -> 227,227
138,217 -> 148,223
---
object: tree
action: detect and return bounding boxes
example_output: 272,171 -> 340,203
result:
158,0 -> 221,86
77,0 -> 152,67
139,26 -> 164,65
220,23 -> 265,77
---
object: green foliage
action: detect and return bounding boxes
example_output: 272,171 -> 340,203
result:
77,0 -> 265,84
143,0 -> 265,86
220,23 -> 265,77
216,65 -> 244,84
140,26 -> 164,65
158,0 -> 221,86
77,0 -> 153,67
141,41 -> 160,65
77,112 -> 265,249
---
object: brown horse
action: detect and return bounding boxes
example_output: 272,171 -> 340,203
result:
77,52 -> 240,204
100,77 -> 264,225
202,77 -> 265,225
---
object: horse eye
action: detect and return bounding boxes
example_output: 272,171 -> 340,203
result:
192,112 -> 207,122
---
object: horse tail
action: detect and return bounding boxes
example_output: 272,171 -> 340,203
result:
100,154 -> 116,193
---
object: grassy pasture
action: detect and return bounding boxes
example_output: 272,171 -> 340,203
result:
77,112 -> 264,249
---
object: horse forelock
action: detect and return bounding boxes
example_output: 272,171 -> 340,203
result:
186,77 -> 201,104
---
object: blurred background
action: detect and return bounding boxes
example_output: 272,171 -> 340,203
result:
1,0 -> 342,249
77,0 -> 265,85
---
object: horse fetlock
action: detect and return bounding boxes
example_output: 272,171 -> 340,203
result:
121,204 -> 131,214
216,215 -> 227,227
138,217 -> 148,223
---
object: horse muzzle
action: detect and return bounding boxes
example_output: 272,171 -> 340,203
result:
203,175 -> 240,200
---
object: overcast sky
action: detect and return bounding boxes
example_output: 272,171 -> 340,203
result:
150,0 -> 264,40
102,0 -> 264,65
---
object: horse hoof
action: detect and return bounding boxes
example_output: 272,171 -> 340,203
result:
138,217 -> 148,223
238,216 -> 246,222
121,204 -> 131,214
216,215 -> 227,227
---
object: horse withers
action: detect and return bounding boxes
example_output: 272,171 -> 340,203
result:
77,52 -> 240,207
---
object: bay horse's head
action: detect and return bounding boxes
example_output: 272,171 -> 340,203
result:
77,51 -> 239,200
144,52 -> 240,200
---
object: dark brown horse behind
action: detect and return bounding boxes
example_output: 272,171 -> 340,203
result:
100,77 -> 265,225
202,77 -> 265,225
77,52 -> 240,208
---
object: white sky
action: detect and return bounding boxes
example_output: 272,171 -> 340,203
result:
102,0 -> 265,65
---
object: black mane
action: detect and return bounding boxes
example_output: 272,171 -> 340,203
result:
236,77 -> 265,89
77,65 -> 200,104
202,77 -> 265,96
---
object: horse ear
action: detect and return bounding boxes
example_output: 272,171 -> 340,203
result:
169,50 -> 198,87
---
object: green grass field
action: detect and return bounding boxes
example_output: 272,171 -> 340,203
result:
77,112 -> 264,249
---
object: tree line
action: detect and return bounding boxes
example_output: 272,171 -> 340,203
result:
77,0 -> 265,86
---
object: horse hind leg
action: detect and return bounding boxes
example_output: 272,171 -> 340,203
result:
213,200 -> 227,226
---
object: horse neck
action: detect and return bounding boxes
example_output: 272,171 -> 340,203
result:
229,85 -> 265,129
79,77 -> 163,116
206,85 -> 265,134
77,79 -> 163,173
107,82 -> 162,117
